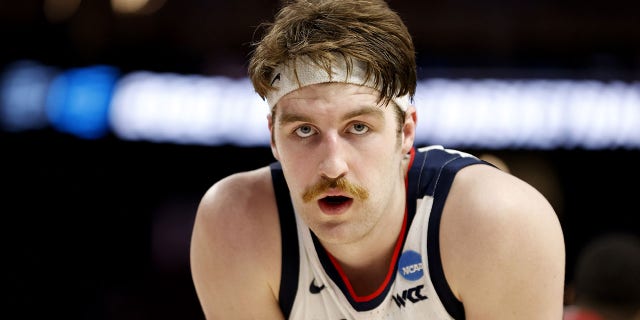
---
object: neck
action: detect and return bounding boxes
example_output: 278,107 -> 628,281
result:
322,192 -> 407,297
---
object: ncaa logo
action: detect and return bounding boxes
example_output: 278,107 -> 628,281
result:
398,250 -> 424,281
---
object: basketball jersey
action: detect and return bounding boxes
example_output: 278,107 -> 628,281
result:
271,145 -> 488,320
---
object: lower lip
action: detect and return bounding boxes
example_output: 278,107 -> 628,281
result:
318,198 -> 353,215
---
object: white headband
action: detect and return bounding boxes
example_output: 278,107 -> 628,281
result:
265,55 -> 410,111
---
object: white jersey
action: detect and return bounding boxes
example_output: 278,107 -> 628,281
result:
271,146 -> 487,320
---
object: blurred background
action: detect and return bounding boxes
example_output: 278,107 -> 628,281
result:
2,0 -> 639,319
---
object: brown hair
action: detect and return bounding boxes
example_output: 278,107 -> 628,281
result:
248,0 -> 416,107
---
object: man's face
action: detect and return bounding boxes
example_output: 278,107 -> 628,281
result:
269,82 -> 415,245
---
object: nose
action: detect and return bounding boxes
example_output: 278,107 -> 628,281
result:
318,131 -> 349,180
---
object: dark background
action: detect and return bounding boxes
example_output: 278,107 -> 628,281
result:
2,0 -> 639,319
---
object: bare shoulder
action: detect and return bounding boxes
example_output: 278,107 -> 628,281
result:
190,166 -> 284,319
196,166 -> 278,230
194,166 -> 280,252
440,163 -> 565,319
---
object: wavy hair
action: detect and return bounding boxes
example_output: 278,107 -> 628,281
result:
248,0 -> 416,107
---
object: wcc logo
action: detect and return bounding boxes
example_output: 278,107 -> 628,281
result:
392,285 -> 428,308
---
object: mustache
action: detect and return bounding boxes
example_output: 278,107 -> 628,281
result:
302,176 -> 369,203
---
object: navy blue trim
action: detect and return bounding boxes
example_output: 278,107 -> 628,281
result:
270,162 -> 299,319
422,149 -> 487,320
406,149 -> 427,221
311,230 -> 399,311
405,150 -> 421,233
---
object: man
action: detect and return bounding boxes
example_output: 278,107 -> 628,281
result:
563,233 -> 640,320
190,0 -> 565,319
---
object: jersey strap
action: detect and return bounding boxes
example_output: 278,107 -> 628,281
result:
270,162 -> 299,318
411,146 -> 488,319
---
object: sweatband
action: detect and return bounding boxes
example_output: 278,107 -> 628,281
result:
265,55 -> 410,111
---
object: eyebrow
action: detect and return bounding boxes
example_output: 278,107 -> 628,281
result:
342,106 -> 384,122
278,113 -> 311,126
278,105 -> 384,126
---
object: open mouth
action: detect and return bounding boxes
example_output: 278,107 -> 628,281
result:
321,196 -> 351,204
318,196 -> 353,214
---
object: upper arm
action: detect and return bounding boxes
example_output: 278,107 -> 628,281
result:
441,164 -> 566,320
189,168 -> 284,320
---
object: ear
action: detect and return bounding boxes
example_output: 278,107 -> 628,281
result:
267,113 -> 280,160
401,105 -> 417,155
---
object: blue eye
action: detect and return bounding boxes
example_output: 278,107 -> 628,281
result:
349,123 -> 369,135
294,125 -> 316,138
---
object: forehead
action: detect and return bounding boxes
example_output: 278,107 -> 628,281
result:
276,83 -> 385,112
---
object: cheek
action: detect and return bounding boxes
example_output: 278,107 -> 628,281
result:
273,141 -> 308,168
277,147 -> 314,177
281,165 -> 315,201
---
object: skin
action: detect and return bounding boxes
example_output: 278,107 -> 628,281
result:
190,82 -> 566,319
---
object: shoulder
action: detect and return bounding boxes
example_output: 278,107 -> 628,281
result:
190,166 -> 284,318
440,163 -> 566,319
192,165 -> 280,263
443,163 -> 561,239
197,166 -> 277,225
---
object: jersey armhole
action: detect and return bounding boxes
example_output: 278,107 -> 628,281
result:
426,156 -> 486,319
270,162 -> 300,319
